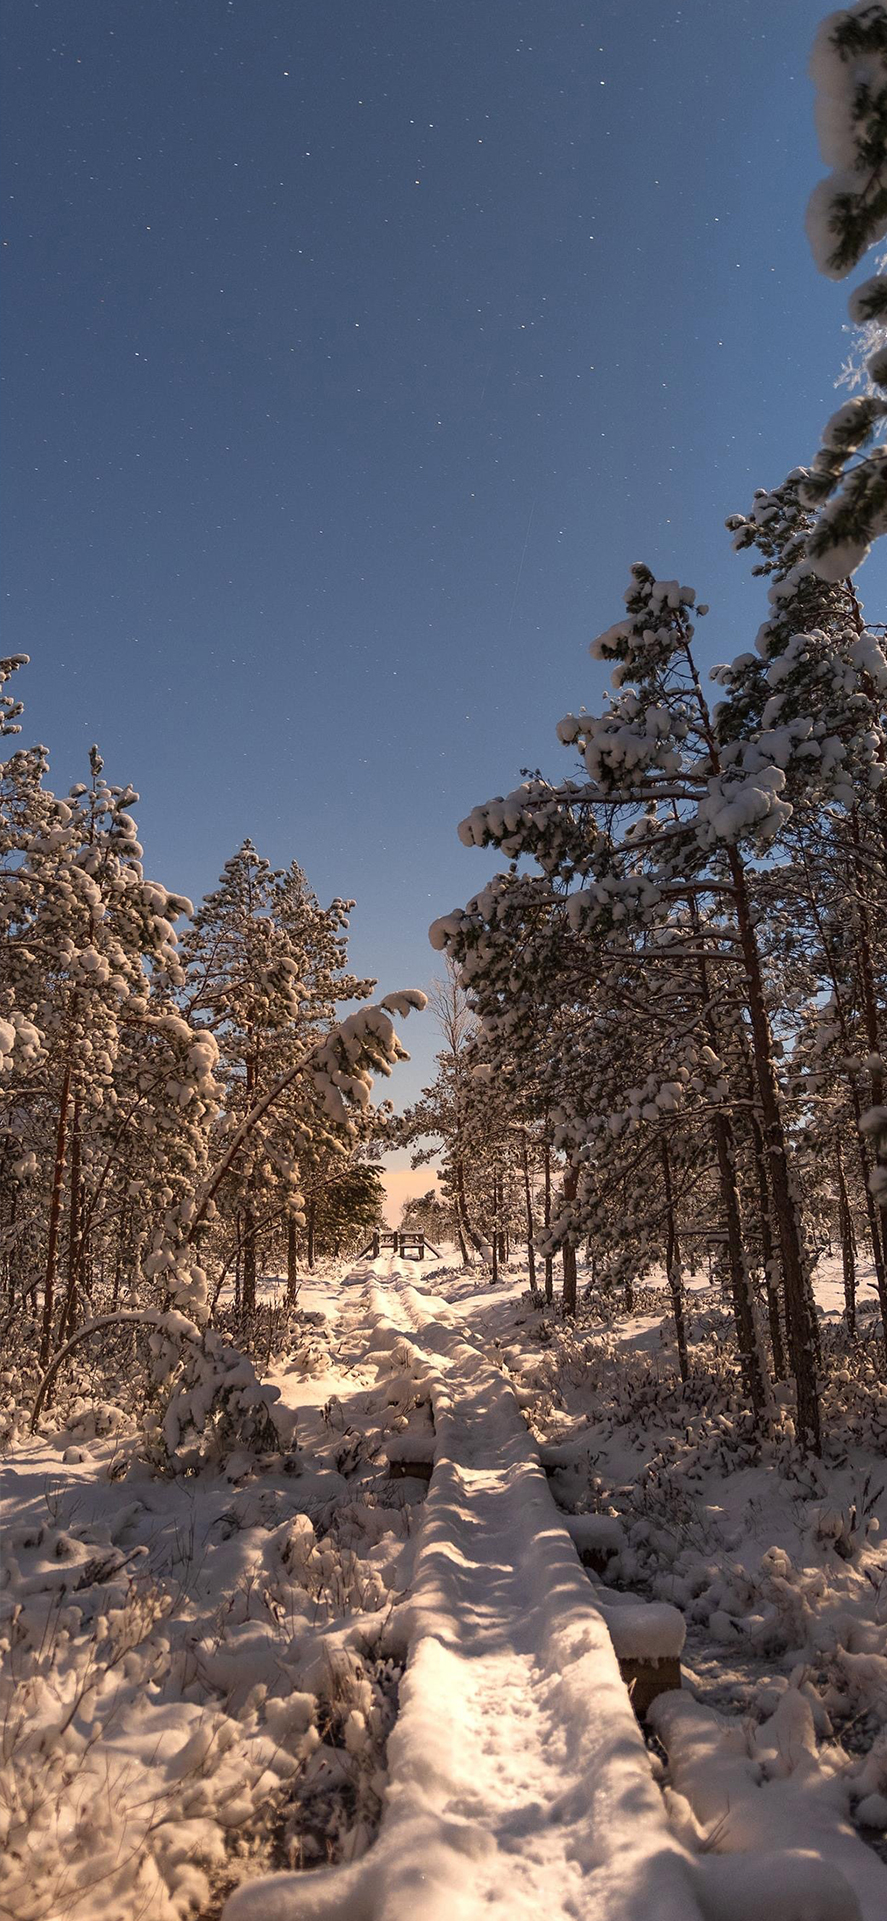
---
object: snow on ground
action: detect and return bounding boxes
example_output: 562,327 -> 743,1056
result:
227,1261 -> 701,1920
0,1275 -> 421,1918
3,1248 -> 887,1920
420,1248 -> 887,1920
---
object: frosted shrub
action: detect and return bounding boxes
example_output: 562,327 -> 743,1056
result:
272,1649 -> 402,1871
145,1323 -> 295,1474
812,1476 -> 883,1561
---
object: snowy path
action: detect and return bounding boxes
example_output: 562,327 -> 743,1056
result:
225,1259 -> 887,1921
225,1260 -> 704,1921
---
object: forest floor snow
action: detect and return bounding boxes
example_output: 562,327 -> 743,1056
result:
2,1253 -> 887,1920
226,1260 -> 700,1921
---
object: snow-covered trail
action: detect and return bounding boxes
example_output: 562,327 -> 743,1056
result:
226,1259 -> 704,1921
227,1258 -> 882,1920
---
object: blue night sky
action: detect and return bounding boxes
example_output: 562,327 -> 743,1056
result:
3,0 -> 886,1194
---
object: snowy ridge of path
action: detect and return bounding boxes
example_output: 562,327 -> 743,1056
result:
225,1260 -> 705,1921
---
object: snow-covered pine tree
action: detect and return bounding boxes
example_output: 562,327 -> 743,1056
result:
433,844 -> 767,1388
0,718 -> 202,1363
723,476 -> 887,1338
180,843 -> 385,1311
401,967 -> 493,1265
180,842 -> 301,1314
302,1158 -> 385,1263
802,4 -> 887,574
433,565 -> 850,1444
2,668 -> 426,1467
400,1186 -> 453,1245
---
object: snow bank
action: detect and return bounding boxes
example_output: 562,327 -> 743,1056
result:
563,1511 -> 625,1559
652,1689 -> 887,1921
589,1583 -> 686,1662
1,1290 -> 416,1920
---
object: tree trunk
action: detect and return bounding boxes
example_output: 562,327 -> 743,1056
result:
4,1183 -> 17,1316
241,1203 -> 257,1313
455,1157 -> 486,1260
686,895 -> 768,1408
307,1195 -> 316,1271
713,1112 -> 767,1417
729,848 -> 820,1450
750,1109 -> 785,1379
850,838 -> 887,1353
521,1132 -> 537,1289
561,1163 -> 578,1317
57,1099 -> 82,1346
287,1215 -> 299,1303
800,824 -> 887,1343
854,1095 -> 887,1323
837,1142 -> 857,1338
661,1141 -> 688,1383
40,1064 -> 72,1366
495,1166 -> 507,1266
562,1241 -> 577,1316
543,1139 -> 553,1304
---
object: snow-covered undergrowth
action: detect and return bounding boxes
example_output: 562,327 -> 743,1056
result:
479,1251 -> 887,1913
0,1285 -> 431,1919
0,1306 -> 55,1449
5,1252 -> 887,1920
